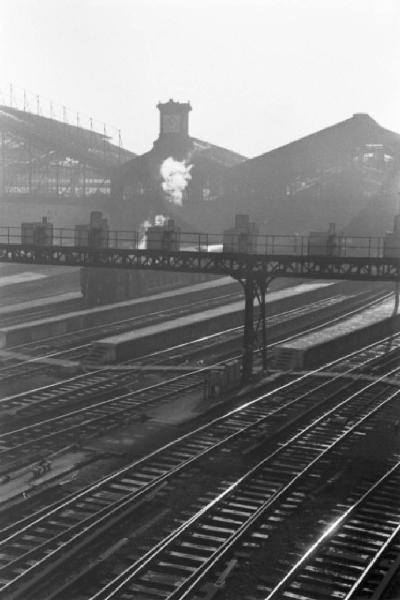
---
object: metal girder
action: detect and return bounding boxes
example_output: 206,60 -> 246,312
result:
0,244 -> 399,282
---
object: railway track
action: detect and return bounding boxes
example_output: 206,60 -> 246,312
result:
125,293 -> 356,366
262,461 -> 400,600
132,290 -> 396,370
0,290 -> 398,474
0,291 -> 243,383
0,368 -> 158,419
0,292 -> 245,383
1,290 -> 400,472
66,367 -> 400,600
0,288 -> 391,386
352,531 -> 400,600
0,371 -> 206,473
0,289 -> 384,420
0,344 -> 399,599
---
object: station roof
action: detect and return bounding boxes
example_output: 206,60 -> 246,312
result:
224,113 -> 400,236
232,113 -> 400,179
0,105 -> 136,172
190,137 -> 247,167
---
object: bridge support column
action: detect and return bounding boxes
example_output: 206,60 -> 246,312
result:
241,276 -> 271,384
258,281 -> 267,371
242,278 -> 255,383
395,280 -> 400,315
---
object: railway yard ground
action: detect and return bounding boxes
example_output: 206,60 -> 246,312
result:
0,263 -> 400,600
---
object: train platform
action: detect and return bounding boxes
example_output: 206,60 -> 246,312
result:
0,291 -> 81,316
273,296 -> 400,369
0,263 -> 80,306
0,275 -> 339,349
0,275 -> 240,347
89,281 -> 338,363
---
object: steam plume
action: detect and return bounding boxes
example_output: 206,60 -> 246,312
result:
154,214 -> 168,226
138,215 -> 168,248
160,157 -> 193,206
138,219 -> 151,249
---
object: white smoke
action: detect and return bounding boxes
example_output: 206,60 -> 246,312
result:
138,219 -> 152,249
160,157 -> 193,206
138,215 -> 169,248
154,214 -> 168,226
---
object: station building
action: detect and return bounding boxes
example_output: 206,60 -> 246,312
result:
223,113 -> 400,237
82,100 -> 246,304
110,99 -> 246,231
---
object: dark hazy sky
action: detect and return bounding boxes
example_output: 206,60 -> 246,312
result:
1,0 -> 399,157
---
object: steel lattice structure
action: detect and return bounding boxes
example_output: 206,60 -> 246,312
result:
0,245 -> 399,282
0,105 -> 135,198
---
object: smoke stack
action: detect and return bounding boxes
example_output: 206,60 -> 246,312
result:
394,215 -> 400,234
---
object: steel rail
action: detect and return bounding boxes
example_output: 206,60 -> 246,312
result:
2,329 -> 392,543
2,317 -> 400,534
0,289 -> 391,417
5,292 -> 242,355
0,288 -> 341,385
86,372 -> 400,600
264,462 -> 400,600
1,353 -> 399,598
0,287 -> 391,385
0,291 -> 244,381
0,371 -> 205,469
1,296 -> 399,469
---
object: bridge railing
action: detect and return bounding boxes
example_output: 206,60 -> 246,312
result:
0,226 -> 397,259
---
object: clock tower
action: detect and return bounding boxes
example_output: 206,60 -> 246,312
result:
157,99 -> 192,139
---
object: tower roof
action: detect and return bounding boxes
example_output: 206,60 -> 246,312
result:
157,99 -> 192,113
